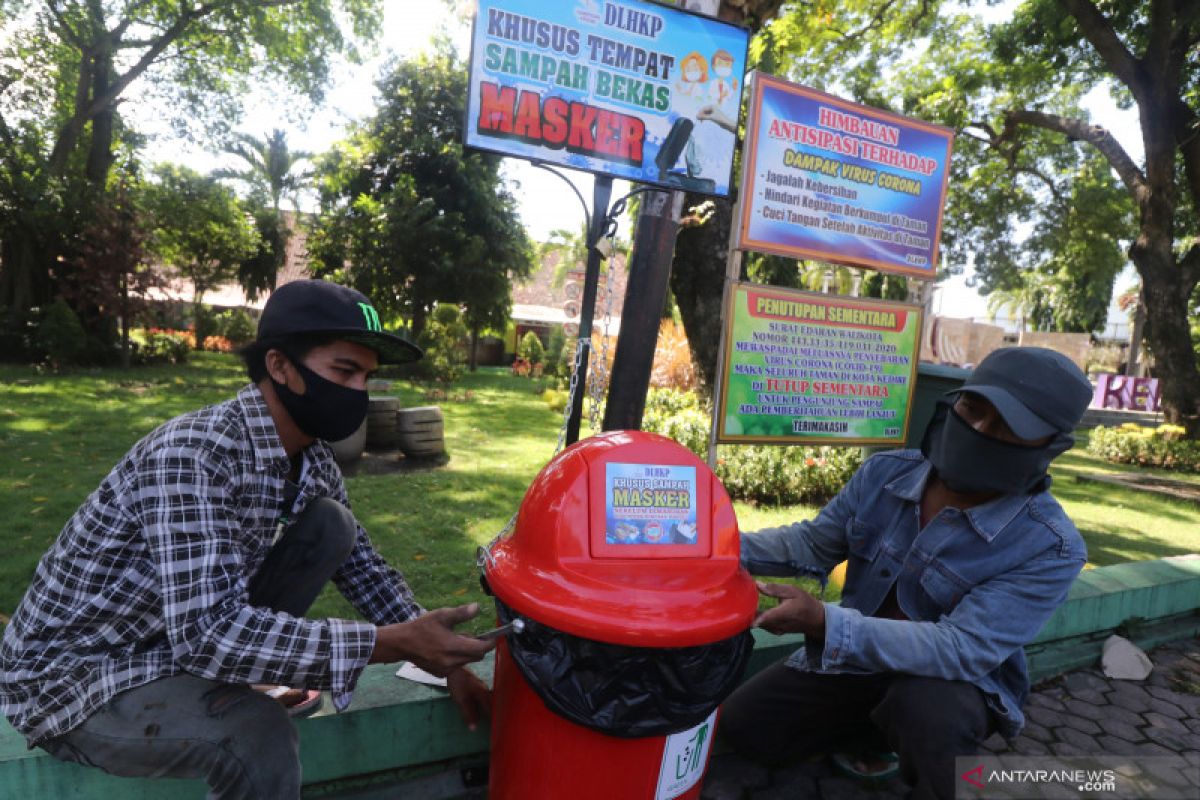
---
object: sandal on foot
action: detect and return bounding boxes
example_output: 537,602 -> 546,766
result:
253,685 -> 324,718
831,750 -> 900,781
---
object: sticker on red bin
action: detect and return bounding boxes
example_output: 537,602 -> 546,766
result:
605,463 -> 698,546
656,710 -> 717,800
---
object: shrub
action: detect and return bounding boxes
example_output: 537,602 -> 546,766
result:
202,335 -> 233,353
557,336 -> 577,377
545,326 -> 567,377
1088,424 -> 1200,472
0,304 -> 36,360
131,328 -> 192,364
542,387 -> 569,412
191,305 -> 219,347
517,331 -> 546,368
716,445 -> 863,507
641,388 -> 863,505
219,309 -> 256,345
416,304 -> 469,384
35,299 -> 87,365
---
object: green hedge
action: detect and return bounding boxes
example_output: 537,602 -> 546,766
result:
1087,423 -> 1200,472
641,389 -> 861,506
130,329 -> 192,365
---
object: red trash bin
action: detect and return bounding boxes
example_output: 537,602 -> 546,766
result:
483,431 -> 758,800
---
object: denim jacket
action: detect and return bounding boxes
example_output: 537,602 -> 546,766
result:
741,449 -> 1086,738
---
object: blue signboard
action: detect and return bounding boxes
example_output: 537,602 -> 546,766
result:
467,0 -> 749,197
737,74 -> 954,279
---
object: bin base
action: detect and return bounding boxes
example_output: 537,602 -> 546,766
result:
489,641 -> 715,800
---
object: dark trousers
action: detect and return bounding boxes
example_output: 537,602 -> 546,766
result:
720,662 -> 995,800
41,497 -> 358,800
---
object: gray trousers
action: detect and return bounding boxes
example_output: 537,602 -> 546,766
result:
40,497 -> 358,800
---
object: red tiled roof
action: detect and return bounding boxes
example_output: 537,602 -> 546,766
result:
512,248 -> 629,309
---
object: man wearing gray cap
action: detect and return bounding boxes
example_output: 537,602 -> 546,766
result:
721,347 -> 1095,800
1,280 -> 494,798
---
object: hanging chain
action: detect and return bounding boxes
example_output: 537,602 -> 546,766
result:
588,219 -> 620,434
558,337 -> 587,454
479,194 -> 634,573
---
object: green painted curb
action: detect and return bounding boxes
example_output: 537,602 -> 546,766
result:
1,556 -> 1196,797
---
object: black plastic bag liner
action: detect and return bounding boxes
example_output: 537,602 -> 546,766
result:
495,596 -> 754,738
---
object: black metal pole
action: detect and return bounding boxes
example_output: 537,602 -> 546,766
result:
565,175 -> 614,445
602,189 -> 683,431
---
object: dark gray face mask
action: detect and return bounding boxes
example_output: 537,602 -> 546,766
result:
921,401 -> 1072,495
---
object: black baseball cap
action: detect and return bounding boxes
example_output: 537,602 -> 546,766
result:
256,279 -> 422,364
952,347 -> 1092,439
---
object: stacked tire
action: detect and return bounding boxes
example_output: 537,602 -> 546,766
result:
329,418 -> 367,466
366,396 -> 401,450
397,406 -> 445,457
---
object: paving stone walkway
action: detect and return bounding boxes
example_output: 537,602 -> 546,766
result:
700,637 -> 1200,799
1074,472 -> 1200,507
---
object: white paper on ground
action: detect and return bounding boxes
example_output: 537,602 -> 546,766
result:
396,662 -> 449,687
1101,634 -> 1153,680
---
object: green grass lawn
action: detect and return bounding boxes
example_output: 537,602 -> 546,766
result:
1,353 -> 1198,633
1046,430 -> 1200,565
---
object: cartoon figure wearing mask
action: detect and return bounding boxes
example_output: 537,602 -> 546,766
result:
720,348 -> 1094,800
707,49 -> 738,110
675,52 -> 710,183
658,51 -> 729,193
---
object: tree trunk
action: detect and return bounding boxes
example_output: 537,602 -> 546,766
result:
120,274 -> 132,369
411,304 -> 427,341
660,0 -> 782,398
669,193 -> 736,396
86,50 -> 116,185
469,324 -> 479,372
1124,298 -> 1145,377
192,281 -> 207,349
1134,252 -> 1200,435
0,230 -> 52,314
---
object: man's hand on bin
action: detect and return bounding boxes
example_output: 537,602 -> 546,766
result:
754,582 -> 826,637
371,603 -> 496,676
446,667 -> 492,731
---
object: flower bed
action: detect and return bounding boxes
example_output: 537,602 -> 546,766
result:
1087,423 -> 1200,473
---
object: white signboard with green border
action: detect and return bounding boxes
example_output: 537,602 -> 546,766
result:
716,282 -> 921,445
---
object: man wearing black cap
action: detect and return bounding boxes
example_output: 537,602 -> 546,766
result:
720,347 -> 1095,800
0,280 -> 494,798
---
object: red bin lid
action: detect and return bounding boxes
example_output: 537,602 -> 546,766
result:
485,431 -> 758,648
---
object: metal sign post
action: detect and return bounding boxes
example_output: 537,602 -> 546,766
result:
706,183 -> 746,468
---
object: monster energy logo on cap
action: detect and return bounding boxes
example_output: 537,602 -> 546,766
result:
358,302 -> 382,332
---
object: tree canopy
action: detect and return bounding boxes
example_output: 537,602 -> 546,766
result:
216,129 -> 312,213
307,45 -> 533,338
142,163 -> 259,318
668,0 -> 1199,431
215,129 -> 312,301
0,0 -> 380,356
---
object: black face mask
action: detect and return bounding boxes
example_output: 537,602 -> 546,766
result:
271,357 -> 368,442
921,401 -> 1070,495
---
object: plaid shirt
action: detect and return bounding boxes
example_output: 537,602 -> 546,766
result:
0,384 -> 422,745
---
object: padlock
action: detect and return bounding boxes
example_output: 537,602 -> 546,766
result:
592,237 -> 614,260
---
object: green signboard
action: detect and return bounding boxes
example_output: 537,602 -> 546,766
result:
716,282 -> 922,445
